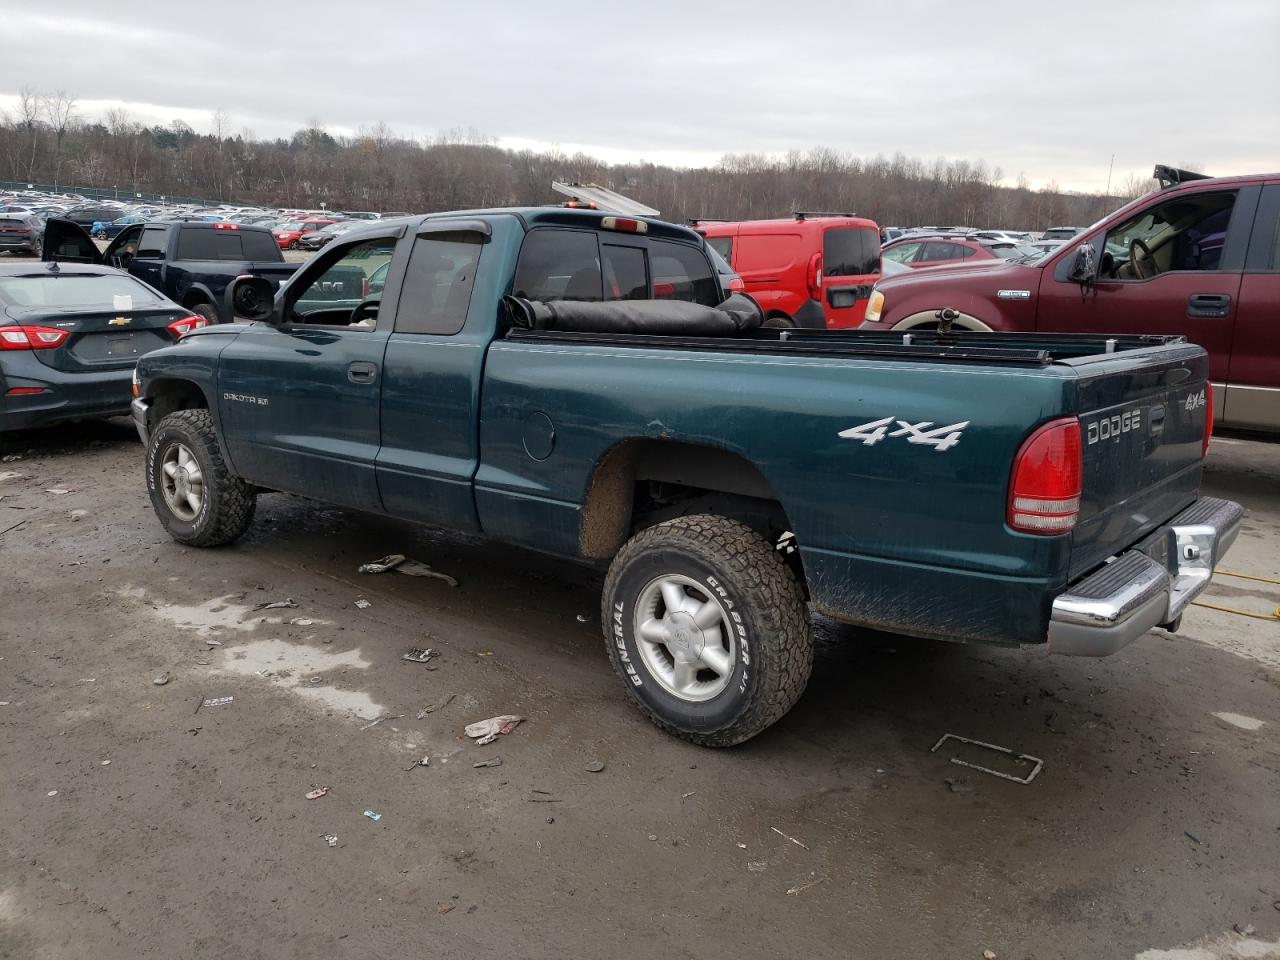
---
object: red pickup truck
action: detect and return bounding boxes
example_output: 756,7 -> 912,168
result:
862,166 -> 1280,434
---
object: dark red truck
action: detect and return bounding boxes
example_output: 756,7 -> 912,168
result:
861,166 -> 1280,434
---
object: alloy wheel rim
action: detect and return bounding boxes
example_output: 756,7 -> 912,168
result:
160,442 -> 204,521
633,574 -> 735,702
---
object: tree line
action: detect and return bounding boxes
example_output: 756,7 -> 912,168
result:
1,88 -> 1150,229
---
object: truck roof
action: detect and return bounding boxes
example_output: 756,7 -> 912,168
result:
381,207 -> 705,245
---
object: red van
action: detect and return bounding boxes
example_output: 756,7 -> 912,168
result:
862,166 -> 1280,434
694,213 -> 881,329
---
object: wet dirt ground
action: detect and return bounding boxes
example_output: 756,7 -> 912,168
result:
0,421 -> 1277,960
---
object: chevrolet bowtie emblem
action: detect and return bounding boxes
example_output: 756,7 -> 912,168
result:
108,317 -> 131,326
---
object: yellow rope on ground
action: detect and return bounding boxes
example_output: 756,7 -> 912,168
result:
1217,570 -> 1280,586
1190,600 -> 1280,621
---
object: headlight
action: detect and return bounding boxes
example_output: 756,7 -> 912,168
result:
865,289 -> 884,324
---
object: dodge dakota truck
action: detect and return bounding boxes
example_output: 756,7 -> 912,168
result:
130,207 -> 1241,746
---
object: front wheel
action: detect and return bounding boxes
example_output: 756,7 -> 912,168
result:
146,409 -> 256,546
602,515 -> 814,747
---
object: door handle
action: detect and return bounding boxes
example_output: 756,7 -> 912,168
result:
1187,293 -> 1230,319
347,361 -> 378,384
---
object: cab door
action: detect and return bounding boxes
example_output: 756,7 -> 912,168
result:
216,232 -> 402,510
1035,187 -> 1258,387
41,218 -> 103,264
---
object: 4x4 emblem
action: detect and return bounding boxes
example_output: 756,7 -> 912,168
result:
839,416 -> 970,452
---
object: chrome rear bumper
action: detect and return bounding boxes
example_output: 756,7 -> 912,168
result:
1046,496 -> 1243,657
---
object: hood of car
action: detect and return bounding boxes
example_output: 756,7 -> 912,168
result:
878,256 -> 1031,290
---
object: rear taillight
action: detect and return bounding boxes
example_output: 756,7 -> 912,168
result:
0,325 -> 69,350
805,252 -> 823,300
1202,383 -> 1214,458
167,316 -> 208,339
6,387 -> 48,396
362,276 -> 370,300
727,276 -> 745,293
1008,418 -> 1082,534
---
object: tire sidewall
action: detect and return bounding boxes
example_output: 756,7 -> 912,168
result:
147,418 -> 217,542
607,543 -> 759,734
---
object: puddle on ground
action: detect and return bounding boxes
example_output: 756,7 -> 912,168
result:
122,587 -> 381,720
1135,932 -> 1280,959
220,638 -> 384,720
1211,711 -> 1265,731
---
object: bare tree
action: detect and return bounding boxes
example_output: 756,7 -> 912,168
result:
16,86 -> 41,181
41,89 -> 77,182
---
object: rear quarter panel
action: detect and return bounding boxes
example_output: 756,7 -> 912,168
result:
477,342 -> 1079,645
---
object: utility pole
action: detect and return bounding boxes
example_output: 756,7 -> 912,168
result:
1105,154 -> 1115,197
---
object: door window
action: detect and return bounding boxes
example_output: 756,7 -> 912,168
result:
135,226 -> 169,259
705,236 -> 733,261
823,227 -> 880,277
291,237 -> 398,325
920,241 -> 962,263
1102,191 -> 1237,279
883,242 -> 921,264
394,231 -> 484,335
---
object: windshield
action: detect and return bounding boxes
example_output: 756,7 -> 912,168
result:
0,273 -> 163,307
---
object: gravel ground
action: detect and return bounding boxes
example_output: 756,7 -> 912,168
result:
0,417 -> 1277,959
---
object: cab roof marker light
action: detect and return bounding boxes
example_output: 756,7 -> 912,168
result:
600,216 -> 648,235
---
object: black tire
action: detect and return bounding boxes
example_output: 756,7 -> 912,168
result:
763,314 -> 795,330
288,240 -> 298,250
30,237 -> 43,257
189,302 -> 218,325
146,409 -> 255,547
601,514 -> 813,747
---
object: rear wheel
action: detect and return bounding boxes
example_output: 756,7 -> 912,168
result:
763,314 -> 795,329
189,302 -> 218,326
147,409 -> 255,546
602,515 -> 813,747
288,240 -> 299,250
30,237 -> 43,257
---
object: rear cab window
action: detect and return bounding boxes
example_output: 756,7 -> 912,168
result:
513,227 -> 721,307
176,227 -> 280,261
705,236 -> 733,262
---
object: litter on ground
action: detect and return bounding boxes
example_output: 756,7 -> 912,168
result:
363,810 -> 382,821
402,647 -> 435,664
465,715 -> 524,746
305,787 -> 330,800
473,756 -> 502,768
359,554 -> 458,586
354,599 -> 371,609
931,733 -> 1044,785
253,598 -> 298,611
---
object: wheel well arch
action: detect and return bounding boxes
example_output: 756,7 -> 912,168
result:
579,438 -> 798,562
181,285 -> 216,309
891,309 -> 993,332
148,377 -> 210,424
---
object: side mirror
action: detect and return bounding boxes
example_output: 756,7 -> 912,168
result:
228,275 -> 277,323
1067,243 -> 1097,285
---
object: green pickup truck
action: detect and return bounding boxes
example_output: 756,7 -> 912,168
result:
130,208 -> 1242,746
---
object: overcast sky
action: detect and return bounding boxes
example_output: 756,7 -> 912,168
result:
1,0 -> 1277,192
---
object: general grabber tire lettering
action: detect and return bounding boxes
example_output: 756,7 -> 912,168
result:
601,515 -> 814,747
146,409 -> 256,547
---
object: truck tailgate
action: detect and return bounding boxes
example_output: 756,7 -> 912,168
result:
1069,346 -> 1210,579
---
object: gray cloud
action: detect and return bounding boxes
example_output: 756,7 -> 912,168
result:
2,0 -> 1276,190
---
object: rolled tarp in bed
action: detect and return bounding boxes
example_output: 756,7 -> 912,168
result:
503,293 -> 764,336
